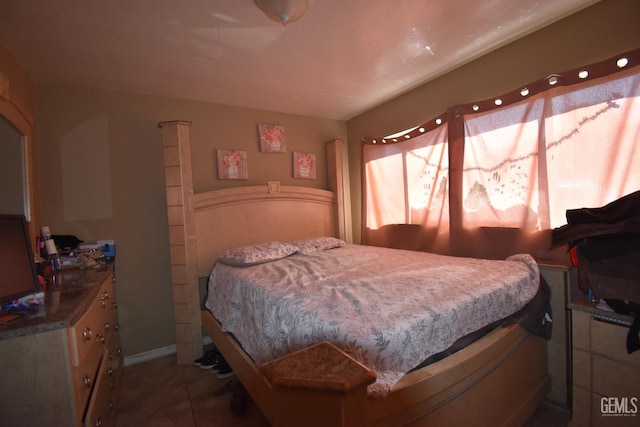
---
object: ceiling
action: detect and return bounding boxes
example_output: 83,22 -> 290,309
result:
0,0 -> 600,120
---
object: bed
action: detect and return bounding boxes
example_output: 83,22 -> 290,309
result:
159,121 -> 550,427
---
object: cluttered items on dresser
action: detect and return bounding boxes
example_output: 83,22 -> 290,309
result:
35,226 -> 116,272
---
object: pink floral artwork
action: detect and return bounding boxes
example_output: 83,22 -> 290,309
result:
258,124 -> 286,152
293,152 -> 316,179
217,149 -> 248,180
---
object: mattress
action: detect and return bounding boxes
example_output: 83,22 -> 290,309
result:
205,244 -> 540,397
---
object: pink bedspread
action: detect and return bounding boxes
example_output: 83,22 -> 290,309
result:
205,244 -> 539,397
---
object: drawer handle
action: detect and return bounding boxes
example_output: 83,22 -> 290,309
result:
82,374 -> 92,388
94,417 -> 102,427
107,367 -> 113,376
82,327 -> 92,341
116,348 -> 122,356
107,401 -> 114,411
100,297 -> 107,308
104,321 -> 110,331
112,301 -> 118,309
592,313 -> 632,327
102,290 -> 110,300
96,334 -> 106,345
114,323 -> 119,332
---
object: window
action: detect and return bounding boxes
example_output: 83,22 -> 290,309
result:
362,49 -> 640,259
462,67 -> 640,231
364,125 -> 448,230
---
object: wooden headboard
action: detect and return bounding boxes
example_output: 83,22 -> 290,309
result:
192,185 -> 337,277
158,121 -> 347,363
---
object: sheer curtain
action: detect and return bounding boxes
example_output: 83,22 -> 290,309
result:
363,125 -> 450,253
362,49 -> 640,261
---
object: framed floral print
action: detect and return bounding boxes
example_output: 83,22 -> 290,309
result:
293,152 -> 316,179
217,149 -> 248,180
258,123 -> 286,153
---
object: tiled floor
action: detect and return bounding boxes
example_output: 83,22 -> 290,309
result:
115,353 -> 269,427
115,353 -> 570,427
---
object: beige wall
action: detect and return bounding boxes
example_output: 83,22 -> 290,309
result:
36,83 -> 347,356
346,0 -> 640,243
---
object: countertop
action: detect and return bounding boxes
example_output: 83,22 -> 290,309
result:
0,264 -> 114,340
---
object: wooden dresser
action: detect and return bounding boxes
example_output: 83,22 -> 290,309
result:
0,265 -> 122,427
569,299 -> 640,426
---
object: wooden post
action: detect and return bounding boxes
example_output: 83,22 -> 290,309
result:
326,139 -> 347,241
158,120 -> 202,364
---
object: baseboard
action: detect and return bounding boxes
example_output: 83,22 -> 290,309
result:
123,344 -> 176,367
123,335 -> 213,367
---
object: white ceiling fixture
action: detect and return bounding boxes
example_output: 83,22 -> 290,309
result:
0,1 -> 601,120
254,0 -> 312,25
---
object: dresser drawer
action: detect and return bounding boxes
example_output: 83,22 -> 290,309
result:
68,273 -> 115,367
570,306 -> 640,427
592,355 -> 640,397
572,310 -> 591,352
106,323 -> 122,359
84,351 -> 120,427
102,281 -> 119,344
72,324 -> 117,409
68,305 -> 104,368
71,354 -> 102,415
571,385 -> 591,427
572,348 -> 591,389
591,318 -> 640,366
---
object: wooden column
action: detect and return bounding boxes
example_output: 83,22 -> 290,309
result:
326,139 -> 347,241
158,120 -> 202,364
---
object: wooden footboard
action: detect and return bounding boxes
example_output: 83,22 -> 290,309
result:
202,309 -> 549,427
368,323 -> 549,427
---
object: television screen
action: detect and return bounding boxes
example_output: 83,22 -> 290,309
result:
0,214 -> 41,305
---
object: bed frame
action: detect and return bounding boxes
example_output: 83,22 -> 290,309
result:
159,121 -> 549,426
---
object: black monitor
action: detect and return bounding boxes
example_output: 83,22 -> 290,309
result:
0,214 -> 41,305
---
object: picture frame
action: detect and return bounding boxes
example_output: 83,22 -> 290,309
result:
293,152 -> 316,179
258,123 -> 286,153
217,149 -> 248,180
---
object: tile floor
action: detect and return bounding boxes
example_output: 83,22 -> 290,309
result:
115,353 -> 268,427
115,353 -> 570,427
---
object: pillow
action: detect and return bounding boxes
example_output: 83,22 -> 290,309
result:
292,236 -> 346,255
217,241 -> 299,266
